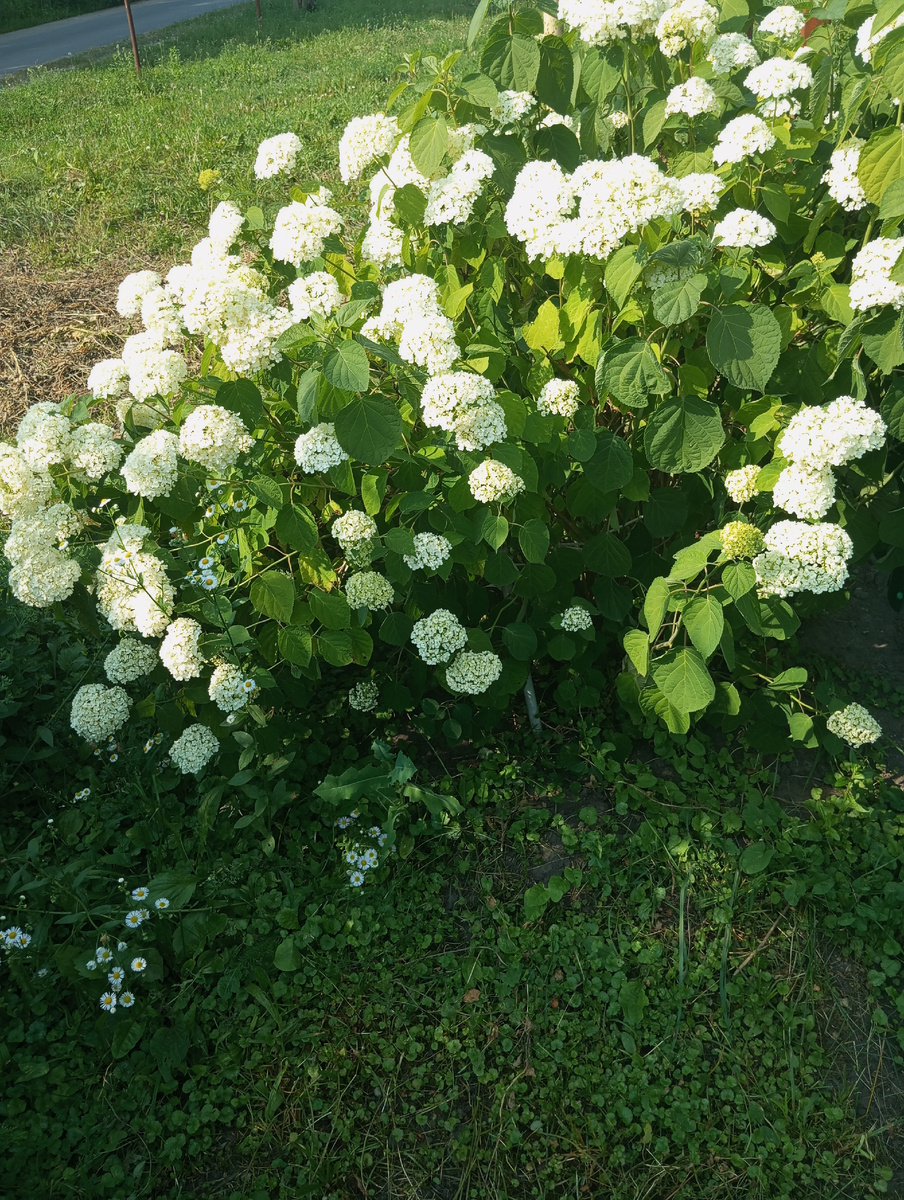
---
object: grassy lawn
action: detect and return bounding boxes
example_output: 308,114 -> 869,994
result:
0,0 -> 468,266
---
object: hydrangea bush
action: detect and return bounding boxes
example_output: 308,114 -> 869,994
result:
4,0 -> 904,769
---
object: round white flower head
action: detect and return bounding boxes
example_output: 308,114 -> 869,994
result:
856,11 -> 904,62
446,650 -> 503,695
713,209 -> 776,249
269,191 -> 344,267
706,32 -> 759,75
99,992 -> 117,1013
424,149 -> 495,227
96,524 -> 175,638
720,521 -> 765,558
348,680 -> 379,712
179,405 -> 252,475
491,89 -> 537,129
541,111 -> 578,131
559,0 -> 671,46
294,423 -> 348,474
140,285 -> 182,347
758,5 -> 802,42
560,606 -> 593,632
345,571 -> 394,610
68,423 -> 122,481
16,402 -> 72,468
411,609 -> 468,665
677,172 -> 723,216
822,141 -> 867,212
744,57 -> 813,104
664,77 -> 720,118
826,703 -> 882,747
253,132 -> 301,179
4,502 -> 82,608
724,464 -> 761,503
116,271 -> 162,318
0,444 -> 52,520
403,532 -> 452,572
287,271 -> 342,321
131,956 -> 147,971
772,463 -> 836,520
70,684 -> 131,744
608,110 -> 630,130
712,114 -> 777,166
656,0 -> 719,55
122,429 -> 179,501
753,520 -> 853,596
780,396 -> 886,468
333,510 -> 377,549
849,238 -> 904,312
104,639 -> 158,684
537,378 -> 580,419
361,276 -> 459,375
87,358 -> 129,399
208,201 -> 244,252
339,112 -> 399,183
420,371 -> 506,451
469,459 -> 525,504
160,618 -> 205,681
123,342 -> 188,403
170,723 -> 220,774
208,663 -> 252,712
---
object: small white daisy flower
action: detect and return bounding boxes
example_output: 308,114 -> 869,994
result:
368,826 -> 381,838
154,898 -> 170,910
124,910 -> 144,928
86,960 -> 98,970
349,870 -> 365,887
131,887 -> 149,901
119,991 -> 136,1008
99,992 -> 117,1012
108,967 -> 126,985
201,576 -> 218,590
131,956 -> 148,972
234,499 -> 248,512
96,947 -> 113,962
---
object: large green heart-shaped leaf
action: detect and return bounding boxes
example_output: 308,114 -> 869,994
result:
652,273 -> 707,325
643,396 -> 725,473
706,305 -> 781,392
859,123 -> 904,203
323,340 -> 371,393
596,338 -> 671,409
250,572 -> 295,623
481,32 -> 540,91
682,595 -> 724,659
334,395 -> 402,463
652,647 -> 716,713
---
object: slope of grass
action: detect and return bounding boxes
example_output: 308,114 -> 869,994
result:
0,0 -> 467,266
0,0 -> 118,37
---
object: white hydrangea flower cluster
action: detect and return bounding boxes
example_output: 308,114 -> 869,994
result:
758,5 -> 802,42
339,112 -> 399,183
208,200 -> 244,252
780,396 -> 886,470
540,111 -> 578,132
420,371 -> 507,451
116,271 -> 162,318
446,650 -> 503,694
559,0 -> 670,46
706,32 -> 759,74
287,271 -> 342,321
332,510 -> 377,550
712,113 -> 776,165
253,132 -> 302,179
491,89 -> 537,129
424,149 -> 495,226
0,443 -> 52,519
294,422 -> 349,474
608,111 -> 630,130
86,358 -> 130,399
822,141 -> 867,212
826,703 -> 882,747
348,680 -> 379,711
713,208 -> 776,249
4,502 -> 83,607
664,77 -> 720,118
270,189 -> 344,268
96,524 -> 175,638
160,617 -> 206,681
104,639 -> 158,684
656,0 -> 719,55
724,464 -> 761,503
68,425 -> 122,484
855,12 -> 904,62
505,155 -> 684,263
719,521 -> 765,558
140,285 -> 183,346
537,378 -> 580,419
849,238 -> 904,311
70,683 -> 131,744
16,404 -> 121,481
744,58 -> 812,117
178,405 -> 252,475
677,172 -> 723,215
362,135 -> 431,267
119,331 -> 188,404
170,724 -> 219,774
208,663 -> 255,712
361,275 -> 458,376
772,463 -> 837,520
469,459 -> 525,504
122,429 -> 179,500
560,606 -> 593,632
753,521 -> 853,596
345,571 -> 394,610
403,532 -> 452,571
411,609 -> 468,665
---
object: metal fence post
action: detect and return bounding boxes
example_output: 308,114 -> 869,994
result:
122,0 -> 141,77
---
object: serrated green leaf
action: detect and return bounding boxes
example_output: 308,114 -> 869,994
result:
503,622 -> 538,660
644,576 -> 670,640
323,340 -> 370,393
682,595 -> 724,659
536,35 -> 574,114
597,338 -> 670,410
250,572 -> 295,623
652,647 -> 716,713
334,395 -> 402,463
859,124 -> 904,204
308,589 -> 351,630
277,625 -> 312,667
518,518 -> 549,563
482,32 -> 541,91
247,475 -> 283,510
585,531 -> 632,576
706,305 -> 781,393
623,628 -> 650,676
275,504 -> 318,553
644,396 -> 725,473
652,273 -> 707,325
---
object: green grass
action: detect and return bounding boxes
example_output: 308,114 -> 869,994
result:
0,0 -> 468,266
0,0 -> 118,37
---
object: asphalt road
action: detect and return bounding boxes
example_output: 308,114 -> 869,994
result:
0,0 -> 252,77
